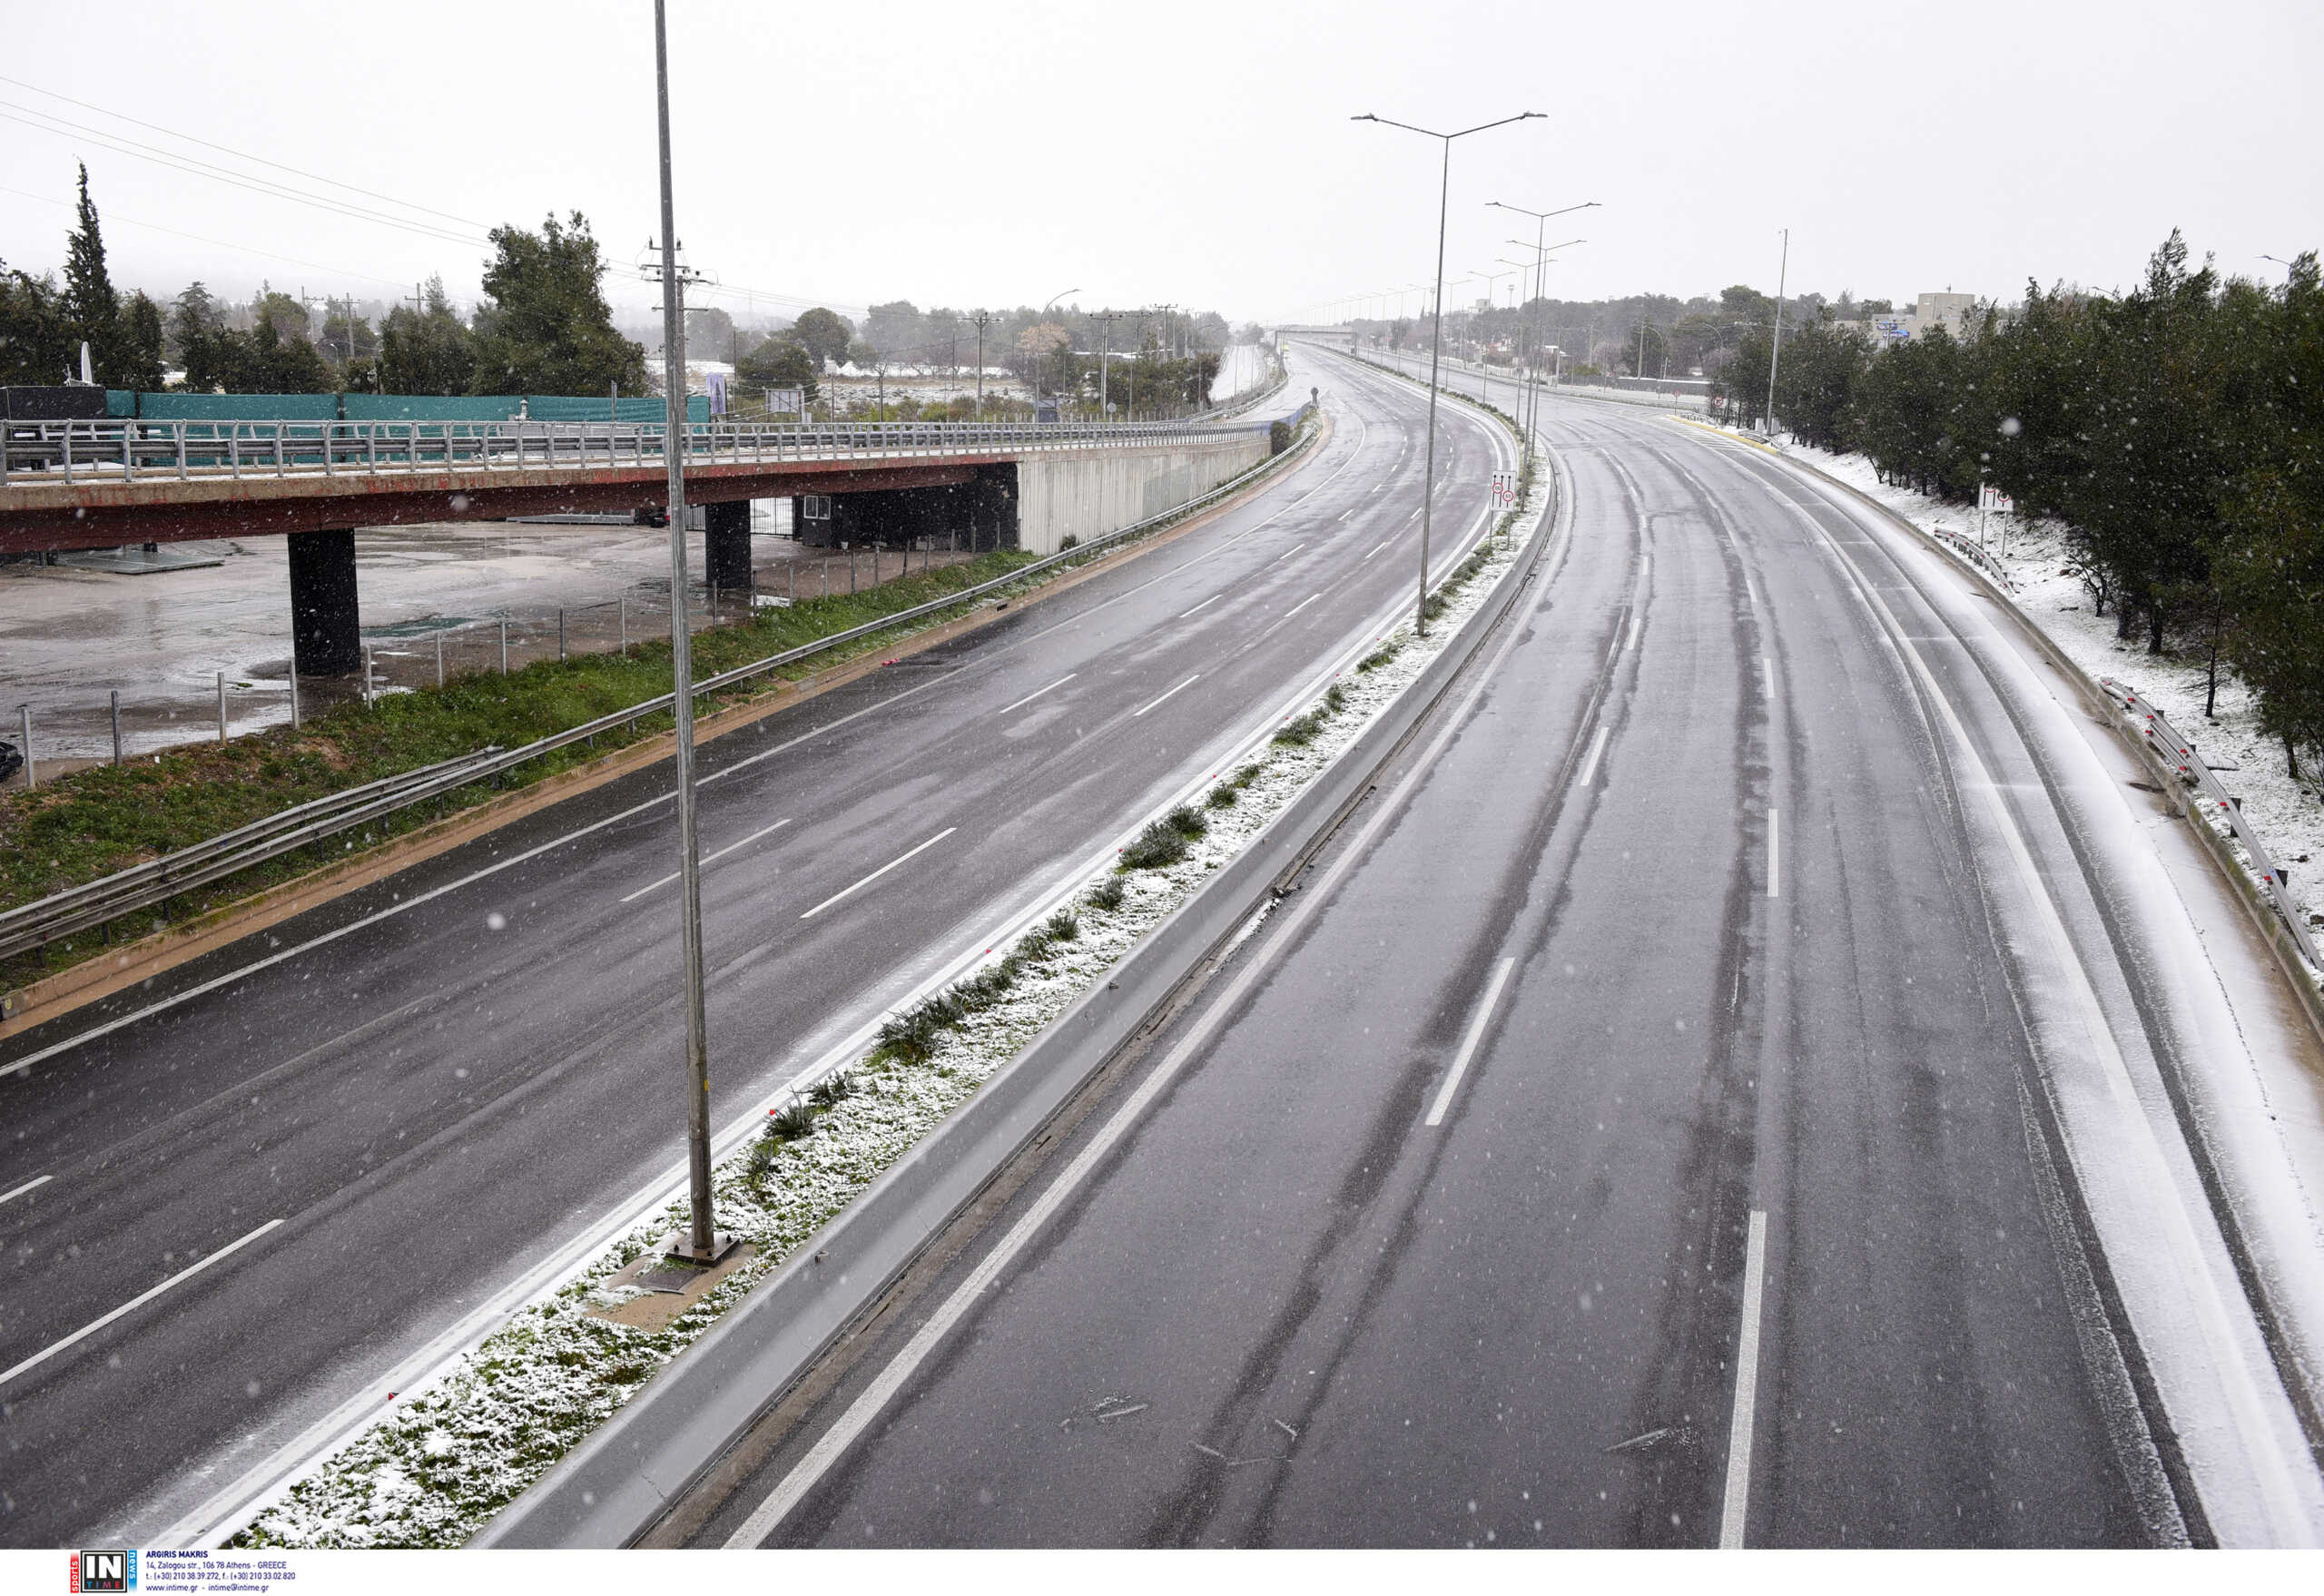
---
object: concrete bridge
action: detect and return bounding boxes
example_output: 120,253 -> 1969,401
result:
0,415 -> 1271,675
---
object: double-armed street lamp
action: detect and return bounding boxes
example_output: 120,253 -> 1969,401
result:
1489,198 -> 1598,452
1354,109 -> 1543,637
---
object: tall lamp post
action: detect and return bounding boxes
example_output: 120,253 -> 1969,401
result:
1766,229 -> 1789,438
1489,198 -> 1598,448
651,0 -> 724,1266
1035,287 -> 1079,411
1354,110 -> 1542,636
1473,265 -> 1521,412
1498,240 -> 1583,448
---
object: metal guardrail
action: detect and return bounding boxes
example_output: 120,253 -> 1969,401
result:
2100,675 -> 2322,970
0,416 -> 1315,964
0,746 -> 506,963
1925,524 -> 2018,593
0,414 -> 1266,489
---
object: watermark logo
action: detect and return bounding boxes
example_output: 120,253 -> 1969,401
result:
70,1551 -> 136,1592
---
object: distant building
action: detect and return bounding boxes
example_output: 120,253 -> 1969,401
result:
1835,291 -> 1979,345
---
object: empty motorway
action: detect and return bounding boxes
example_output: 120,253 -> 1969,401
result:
675,369 -> 2324,1548
0,344 -> 1512,1544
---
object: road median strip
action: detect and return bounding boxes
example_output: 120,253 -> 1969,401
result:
210,381 -> 1544,1551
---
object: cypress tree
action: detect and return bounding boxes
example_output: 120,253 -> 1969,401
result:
63,163 -> 119,382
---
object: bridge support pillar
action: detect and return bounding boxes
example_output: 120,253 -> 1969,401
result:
289,527 -> 361,676
809,466 -> 1018,554
704,499 -> 752,592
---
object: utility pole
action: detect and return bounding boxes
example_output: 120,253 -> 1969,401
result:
651,0 -> 724,1267
970,310 -> 994,417
1089,310 -> 1125,419
1766,229 -> 1788,438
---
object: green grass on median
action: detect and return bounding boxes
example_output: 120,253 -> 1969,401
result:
0,548 -> 1039,994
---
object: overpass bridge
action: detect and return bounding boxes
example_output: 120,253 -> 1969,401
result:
1,414 -> 1271,674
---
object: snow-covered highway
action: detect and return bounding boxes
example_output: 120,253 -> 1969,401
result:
671,352 -> 2324,1549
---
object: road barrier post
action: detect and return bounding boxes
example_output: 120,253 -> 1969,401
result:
111,690 -> 123,765
17,704 -> 33,788
290,655 -> 300,730
500,619 -> 509,675
216,671 -> 228,744
436,630 -> 446,687
362,645 -> 375,708
559,609 -> 568,662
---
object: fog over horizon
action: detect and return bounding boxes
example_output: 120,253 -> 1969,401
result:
3,0 -> 2319,326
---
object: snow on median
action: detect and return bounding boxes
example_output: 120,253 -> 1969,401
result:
228,435 -> 1541,1551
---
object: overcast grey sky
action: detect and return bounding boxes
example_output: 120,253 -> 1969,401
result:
5,0 -> 2319,324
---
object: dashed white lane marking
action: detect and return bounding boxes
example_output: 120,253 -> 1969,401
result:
1179,595 -> 1221,618
1576,725 -> 1610,789
798,829 -> 958,921
1424,956 -> 1516,1128
1765,657 -> 1776,700
1744,574 -> 1760,606
1000,674 -> 1077,714
1362,539 -> 1391,562
1267,543 -> 1306,566
1285,595 -> 1321,619
0,1219 -> 282,1393
1131,674 -> 1202,718
1768,807 -> 1780,898
0,1175 -> 52,1207
620,818 -> 794,903
1718,1208 -> 1769,1548
1625,612 -> 1642,652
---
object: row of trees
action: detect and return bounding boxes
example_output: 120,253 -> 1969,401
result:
0,170 -> 649,398
1349,283 -> 1835,381
1719,232 -> 2324,777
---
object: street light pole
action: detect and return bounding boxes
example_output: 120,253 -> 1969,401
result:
1488,199 -> 1598,454
1356,110 -> 1542,637
653,0 -> 721,1266
1766,227 -> 1788,438
1036,288 -> 1079,409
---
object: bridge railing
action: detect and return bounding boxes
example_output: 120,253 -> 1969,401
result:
0,414 -> 1265,489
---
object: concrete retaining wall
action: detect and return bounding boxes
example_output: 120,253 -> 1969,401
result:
1017,434 -> 1269,556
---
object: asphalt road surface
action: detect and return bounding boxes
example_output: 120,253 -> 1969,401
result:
691,369 -> 2302,1548
0,344 -> 1511,1545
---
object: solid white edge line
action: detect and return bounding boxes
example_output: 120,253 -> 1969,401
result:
0,1219 -> 281,1393
1576,724 -> 1610,790
1718,1208 -> 1769,1548
999,674 -> 1076,714
619,817 -> 795,903
798,828 -> 957,921
1131,674 -> 1201,718
1285,594 -> 1321,619
1424,956 -> 1516,1128
1768,807 -> 1779,899
0,1174 -> 52,1206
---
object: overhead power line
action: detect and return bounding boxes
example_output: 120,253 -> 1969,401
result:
0,74 -> 492,231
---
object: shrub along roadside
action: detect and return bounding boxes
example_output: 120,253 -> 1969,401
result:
0,548 -> 1038,993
